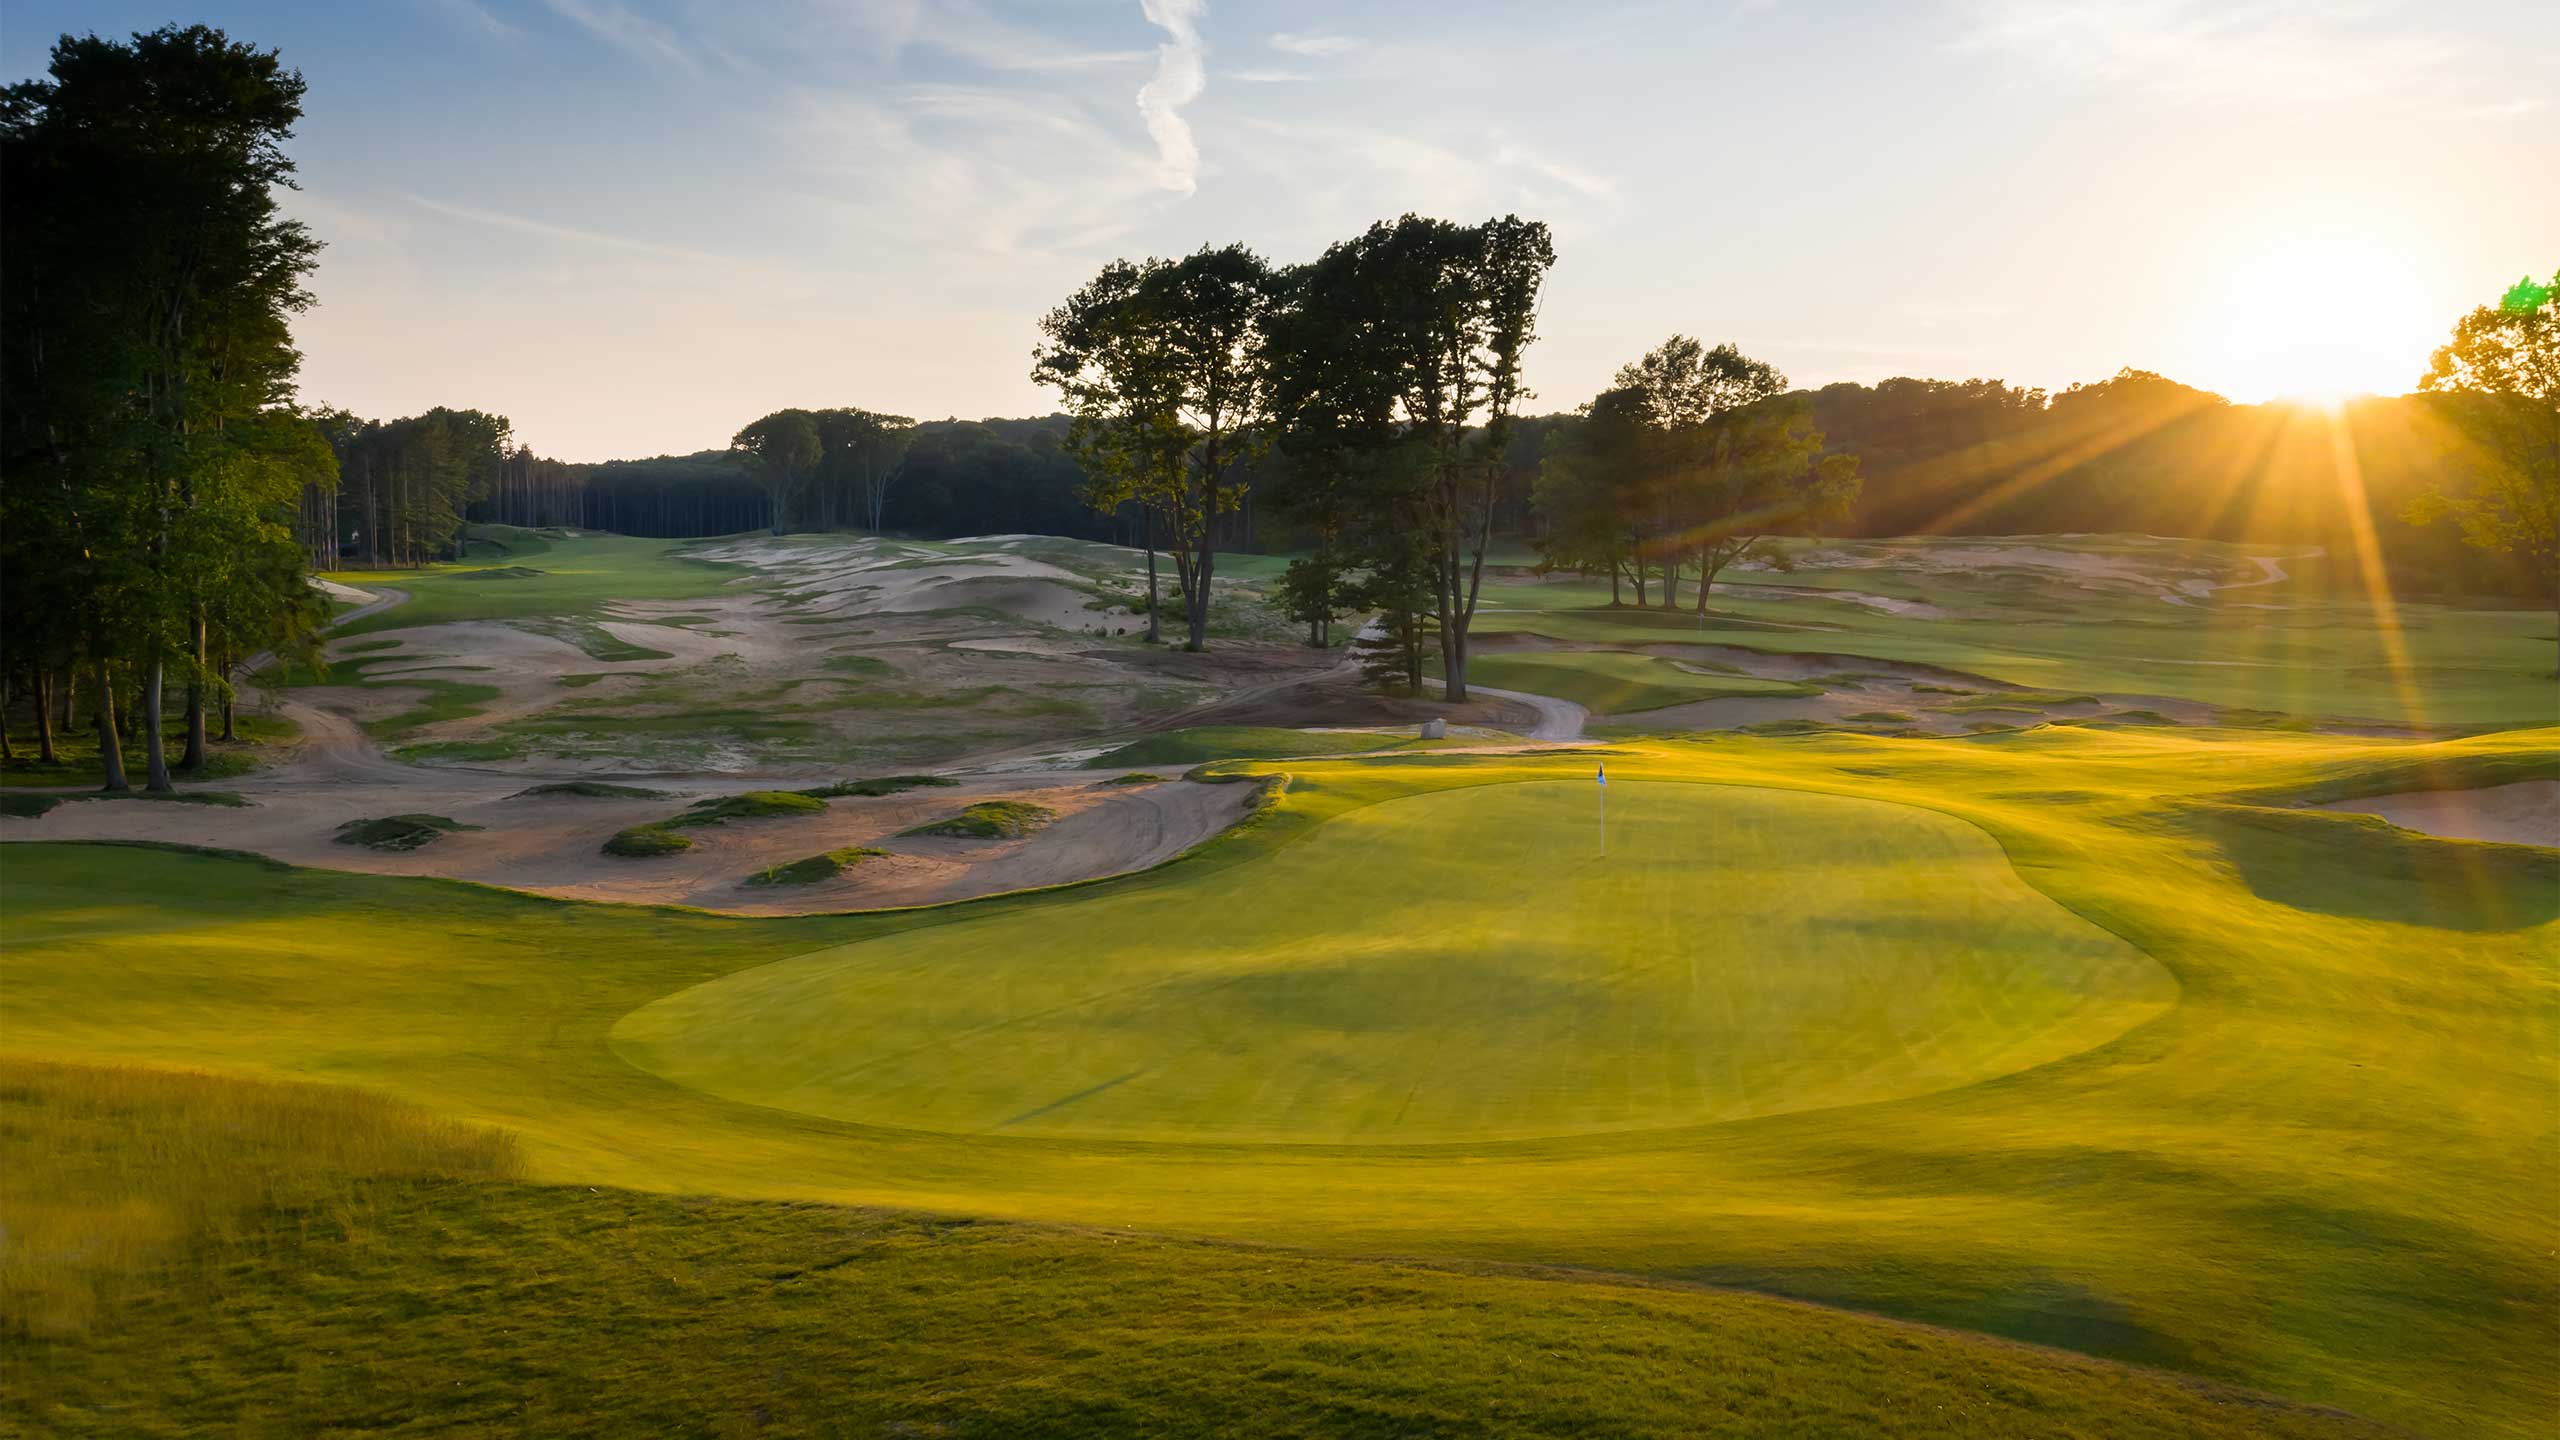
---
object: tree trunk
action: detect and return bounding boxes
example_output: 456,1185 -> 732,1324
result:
36,668 -> 57,764
1662,554 -> 1681,610
1187,541 -> 1213,652
1142,509 -> 1162,645
181,611 -> 208,769
143,657 -> 173,792
1609,561 -> 1622,607
1631,560 -> 1649,608
1,673 -> 13,763
94,659 -> 128,793
218,653 -> 237,741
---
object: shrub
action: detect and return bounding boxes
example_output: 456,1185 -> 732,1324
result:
602,825 -> 691,857
744,847 -> 886,888
334,814 -> 478,851
1841,711 -> 1913,724
901,800 -> 1056,840
1098,772 -> 1165,786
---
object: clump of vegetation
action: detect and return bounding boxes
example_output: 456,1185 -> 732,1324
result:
1740,719 -> 1829,736
1909,683 -> 1976,695
1841,711 -> 1913,724
510,781 -> 674,800
1099,772 -> 1165,786
602,825 -> 691,858
2214,707 -> 2318,732
822,654 -> 893,677
334,814 -> 478,851
674,791 -> 828,827
744,847 -> 887,888
793,775 -> 957,799
1938,690 -> 2097,714
901,800 -> 1057,840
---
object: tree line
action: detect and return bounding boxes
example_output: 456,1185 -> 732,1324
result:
1,26 -> 335,787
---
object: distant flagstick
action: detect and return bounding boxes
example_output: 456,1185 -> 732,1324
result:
1597,760 -> 1607,856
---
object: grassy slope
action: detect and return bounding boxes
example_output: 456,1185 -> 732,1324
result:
1454,650 -> 1814,712
4,1061 -> 2395,1440
620,780 -> 2170,1142
3,728 -> 2553,1435
1472,566 -> 2551,727
321,533 -> 745,638
1084,725 -> 1420,767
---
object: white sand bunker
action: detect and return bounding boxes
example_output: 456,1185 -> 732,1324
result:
2317,781 -> 2559,848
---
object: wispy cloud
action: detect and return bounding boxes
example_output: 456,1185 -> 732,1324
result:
427,0 -> 520,42
1269,31 -> 1358,57
1228,67 -> 1310,84
544,0 -> 697,70
1957,0 -> 2466,105
408,194 -> 739,268
1137,0 -> 1208,195
2464,97 -> 2549,118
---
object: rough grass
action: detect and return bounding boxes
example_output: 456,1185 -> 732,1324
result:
332,814 -> 477,851
508,780 -> 675,800
899,800 -> 1057,840
744,847 -> 887,888
324,533 -> 744,639
1084,726 -> 1408,769
0,1061 -> 2395,1440
0,712 -> 292,789
671,790 -> 828,828
4,725 -> 2555,1437
601,825 -> 691,858
1099,771 -> 1165,785
792,774 -> 957,799
1456,650 -> 1820,713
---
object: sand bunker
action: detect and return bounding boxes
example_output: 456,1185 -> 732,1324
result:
2316,781 -> 2559,848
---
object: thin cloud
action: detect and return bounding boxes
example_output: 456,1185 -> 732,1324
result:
427,0 -> 521,42
408,194 -> 738,268
1269,31 -> 1358,57
544,0 -> 697,70
1228,67 -> 1311,84
1137,0 -> 1208,195
1957,0 -> 2465,105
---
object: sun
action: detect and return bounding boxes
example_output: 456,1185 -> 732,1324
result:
2191,231 -> 2440,408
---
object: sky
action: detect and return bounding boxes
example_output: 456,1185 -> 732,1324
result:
5,1 -> 2553,461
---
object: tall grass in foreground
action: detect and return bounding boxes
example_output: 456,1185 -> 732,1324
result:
0,1060 -> 520,1338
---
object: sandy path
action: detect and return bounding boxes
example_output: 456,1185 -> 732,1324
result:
2315,782 -> 2559,848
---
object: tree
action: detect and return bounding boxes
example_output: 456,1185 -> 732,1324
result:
818,408 -> 916,534
2409,270 -> 2558,669
2,25 -> 322,791
730,409 -> 820,533
1531,387 -> 1648,604
1677,394 -> 1861,606
1035,259 -> 1185,644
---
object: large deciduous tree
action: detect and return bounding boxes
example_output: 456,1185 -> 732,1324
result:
2408,271 -> 2558,670
2,24 -> 324,791
730,409 -> 821,534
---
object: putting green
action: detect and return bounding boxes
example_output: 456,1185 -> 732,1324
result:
613,781 -> 2176,1143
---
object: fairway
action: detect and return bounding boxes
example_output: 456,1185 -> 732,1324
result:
616,781 -> 2173,1142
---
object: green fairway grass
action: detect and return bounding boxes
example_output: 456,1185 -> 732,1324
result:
1473,551 -> 2552,727
621,780 -> 2170,1143
321,532 -> 747,637
3,1058 -> 2398,1440
1454,649 -> 1820,712
3,726 -> 2554,1436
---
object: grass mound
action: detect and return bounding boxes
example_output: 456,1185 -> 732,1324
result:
1099,771 -> 1165,785
601,825 -> 691,858
0,792 -> 64,818
1461,650 -> 1820,713
673,791 -> 828,827
792,775 -> 957,799
1,1059 -> 2390,1440
333,814 -> 477,851
508,781 -> 674,800
2177,802 -> 2559,931
901,800 -> 1057,840
744,847 -> 887,888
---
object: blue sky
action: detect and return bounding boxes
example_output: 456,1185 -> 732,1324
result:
6,1 -> 2552,459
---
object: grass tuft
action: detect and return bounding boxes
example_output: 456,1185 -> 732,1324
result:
792,775 -> 957,799
901,800 -> 1057,840
508,781 -> 674,800
333,814 -> 477,851
672,791 -> 828,828
601,825 -> 691,858
744,847 -> 887,888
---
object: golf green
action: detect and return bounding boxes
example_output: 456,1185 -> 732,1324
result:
614,781 -> 2175,1143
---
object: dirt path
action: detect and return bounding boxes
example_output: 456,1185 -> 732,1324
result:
1458,682 -> 1587,740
